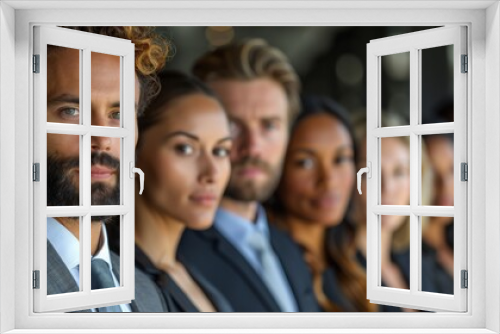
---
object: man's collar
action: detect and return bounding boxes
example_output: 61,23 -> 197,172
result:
214,204 -> 270,241
47,217 -> 114,270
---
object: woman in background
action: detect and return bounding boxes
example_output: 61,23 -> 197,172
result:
268,96 -> 377,312
352,115 -> 434,311
134,70 -> 233,312
422,133 -> 455,294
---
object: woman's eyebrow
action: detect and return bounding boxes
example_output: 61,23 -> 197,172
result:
290,147 -> 315,155
162,131 -> 200,142
217,137 -> 233,144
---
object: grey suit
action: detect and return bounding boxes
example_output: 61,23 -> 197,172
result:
47,241 -> 168,312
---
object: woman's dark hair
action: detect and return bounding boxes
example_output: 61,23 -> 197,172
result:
137,70 -> 220,147
269,95 -> 376,312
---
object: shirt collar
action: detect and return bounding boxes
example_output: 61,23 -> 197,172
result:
214,204 -> 270,241
46,217 -> 113,270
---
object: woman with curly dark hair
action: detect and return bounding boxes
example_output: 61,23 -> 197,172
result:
267,96 -> 377,312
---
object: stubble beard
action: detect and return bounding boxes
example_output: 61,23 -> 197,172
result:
47,152 -> 120,222
223,156 -> 283,203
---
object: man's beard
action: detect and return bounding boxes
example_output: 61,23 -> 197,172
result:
47,152 -> 120,222
223,156 -> 282,203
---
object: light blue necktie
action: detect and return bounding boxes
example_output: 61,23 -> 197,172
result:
247,230 -> 297,312
91,258 -> 122,312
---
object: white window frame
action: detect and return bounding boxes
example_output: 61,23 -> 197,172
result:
33,25 -> 137,313
0,1 -> 499,333
365,26 -> 467,312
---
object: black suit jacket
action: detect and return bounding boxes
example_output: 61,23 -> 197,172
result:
178,224 -> 320,312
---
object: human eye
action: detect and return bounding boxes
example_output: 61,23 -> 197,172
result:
174,143 -> 194,156
262,119 -> 280,132
213,146 -> 231,158
295,157 -> 314,169
58,107 -> 80,121
110,110 -> 120,120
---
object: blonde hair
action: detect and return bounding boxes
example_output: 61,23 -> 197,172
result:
352,114 -> 433,251
193,38 -> 301,123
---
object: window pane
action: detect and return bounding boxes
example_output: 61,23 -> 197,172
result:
422,134 -> 454,206
381,137 -> 410,205
91,215 -> 121,290
47,134 -> 81,206
422,45 -> 454,124
421,216 -> 454,295
380,215 -> 410,291
381,52 -> 410,126
90,136 -> 121,206
47,216 -> 81,295
47,45 -> 81,125
91,52 -> 121,128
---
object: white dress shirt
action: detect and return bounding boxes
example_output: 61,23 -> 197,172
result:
46,217 -> 131,312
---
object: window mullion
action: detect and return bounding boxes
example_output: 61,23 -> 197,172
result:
409,47 -> 420,295
80,47 -> 92,295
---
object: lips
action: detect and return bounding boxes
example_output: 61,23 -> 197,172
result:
189,192 -> 218,206
90,165 -> 115,180
237,167 -> 265,178
312,194 -> 340,209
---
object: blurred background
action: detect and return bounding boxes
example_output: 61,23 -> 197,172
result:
158,26 -> 453,124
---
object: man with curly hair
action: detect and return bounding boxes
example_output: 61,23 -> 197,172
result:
45,26 -> 170,312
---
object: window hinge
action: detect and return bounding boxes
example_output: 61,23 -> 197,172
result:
461,270 -> 468,289
461,54 -> 468,73
461,162 -> 468,181
33,163 -> 40,182
33,54 -> 40,73
33,270 -> 40,289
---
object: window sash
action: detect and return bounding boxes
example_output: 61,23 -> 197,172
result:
32,25 -> 136,313
365,26 -> 468,312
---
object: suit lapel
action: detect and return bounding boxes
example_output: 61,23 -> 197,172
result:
206,227 -> 281,312
269,227 -> 306,311
109,251 -> 139,312
47,241 -> 91,313
47,241 -> 80,295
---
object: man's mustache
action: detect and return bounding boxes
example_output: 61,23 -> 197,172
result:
57,152 -> 120,171
233,156 -> 273,174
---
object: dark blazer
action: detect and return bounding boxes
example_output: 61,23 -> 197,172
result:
322,266 -> 357,312
135,246 -> 233,312
421,242 -> 454,295
47,241 -> 168,312
178,225 -> 320,312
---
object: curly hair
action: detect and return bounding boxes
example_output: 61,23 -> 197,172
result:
59,26 -> 171,116
193,38 -> 301,124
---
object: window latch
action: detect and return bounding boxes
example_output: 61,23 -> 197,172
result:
357,162 -> 372,195
129,162 -> 144,195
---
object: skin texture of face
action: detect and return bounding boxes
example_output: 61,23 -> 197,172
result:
208,78 -> 289,203
278,113 -> 355,226
136,94 -> 232,229
426,135 -> 454,207
46,48 -> 140,212
380,137 -> 410,232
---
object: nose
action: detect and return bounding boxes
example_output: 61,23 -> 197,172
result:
199,150 -> 218,184
91,136 -> 112,152
239,128 -> 263,158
